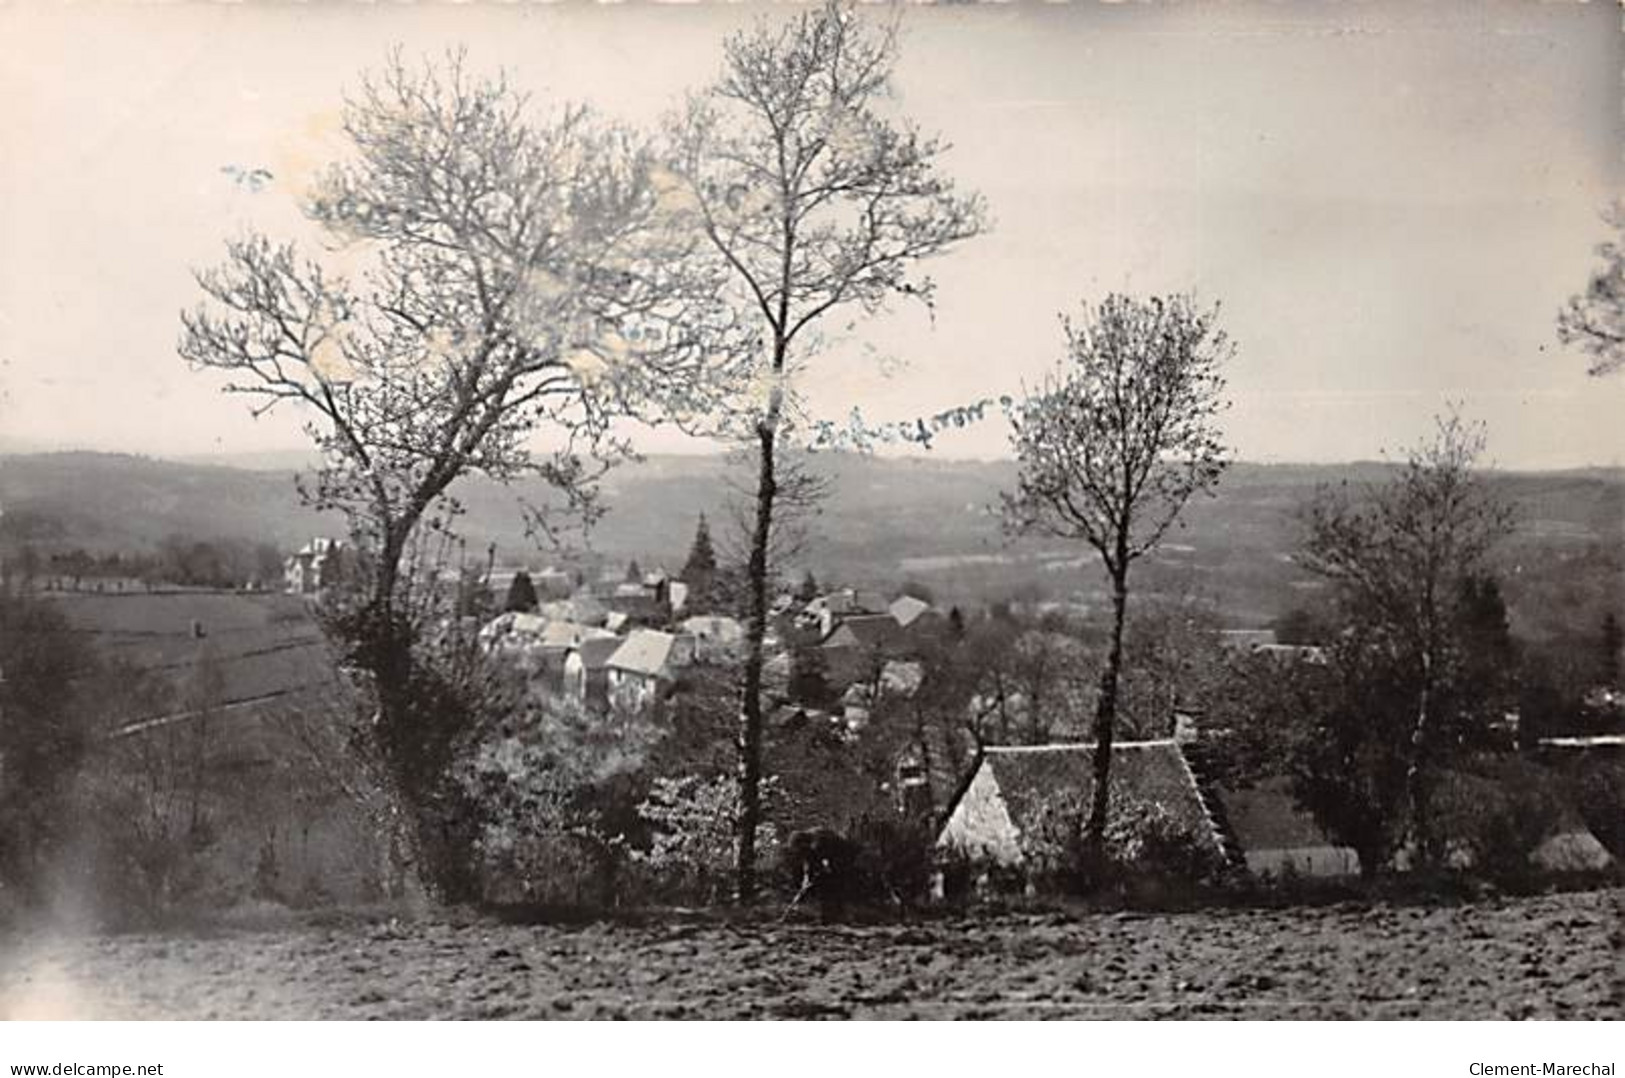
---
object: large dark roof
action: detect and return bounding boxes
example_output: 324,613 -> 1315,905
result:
1217,778 -> 1335,852
957,740 -> 1222,852
823,613 -> 903,652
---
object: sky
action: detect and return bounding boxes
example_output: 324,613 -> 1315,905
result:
1,0 -> 1621,469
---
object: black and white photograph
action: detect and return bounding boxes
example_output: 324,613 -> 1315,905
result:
0,0 -> 1621,1036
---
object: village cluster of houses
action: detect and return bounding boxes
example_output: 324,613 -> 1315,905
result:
275,529 -> 1619,884
475,565 -> 947,723
279,530 -> 952,725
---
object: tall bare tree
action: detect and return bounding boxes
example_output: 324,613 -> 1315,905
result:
1558,200 -> 1625,376
664,2 -> 987,899
181,52 -> 730,901
1300,412 -> 1512,865
1003,293 -> 1231,858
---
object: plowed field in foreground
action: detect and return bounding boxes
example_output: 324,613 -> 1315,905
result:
3,888 -> 1620,1019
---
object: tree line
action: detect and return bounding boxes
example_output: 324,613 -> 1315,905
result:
1,536 -> 287,592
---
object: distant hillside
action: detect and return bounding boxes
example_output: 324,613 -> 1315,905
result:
2,450 -> 1619,638
0,452 -> 328,550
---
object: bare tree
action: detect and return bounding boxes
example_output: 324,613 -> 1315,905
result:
1004,628 -> 1090,744
1300,411 -> 1512,866
664,1 -> 987,900
1558,200 -> 1625,376
1002,293 -> 1231,858
180,52 -> 728,902
1115,589 -> 1224,740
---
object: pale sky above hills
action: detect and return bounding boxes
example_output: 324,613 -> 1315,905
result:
1,0 -> 1621,468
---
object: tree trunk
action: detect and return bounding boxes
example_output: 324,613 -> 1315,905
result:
734,421 -> 777,903
1405,648 -> 1435,870
1084,568 -> 1129,860
1028,675 -> 1044,744
359,523 -> 444,910
382,779 -> 433,916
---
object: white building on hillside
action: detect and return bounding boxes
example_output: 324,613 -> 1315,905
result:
284,537 -> 344,595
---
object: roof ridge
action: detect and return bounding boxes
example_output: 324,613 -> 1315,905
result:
983,739 -> 1178,754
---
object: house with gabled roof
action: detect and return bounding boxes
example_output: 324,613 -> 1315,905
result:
604,629 -> 696,712
283,537 -> 345,595
606,583 -> 664,625
1213,778 -> 1358,877
563,635 -> 623,711
887,595 -> 949,643
936,740 -> 1230,869
889,594 -> 932,628
822,612 -> 903,653
818,613 -> 904,689
681,614 -> 746,662
803,587 -> 887,637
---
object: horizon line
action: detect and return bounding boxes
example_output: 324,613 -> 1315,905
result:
2,444 -> 1620,476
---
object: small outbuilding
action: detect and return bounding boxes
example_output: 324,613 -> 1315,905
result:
1215,778 -> 1359,878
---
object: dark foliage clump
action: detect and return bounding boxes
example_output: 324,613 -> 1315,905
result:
0,587 -> 95,910
503,572 -> 539,614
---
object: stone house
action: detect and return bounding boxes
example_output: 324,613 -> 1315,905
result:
604,629 -> 696,712
936,740 -> 1231,870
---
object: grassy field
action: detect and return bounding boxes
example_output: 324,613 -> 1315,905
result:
3,888 -> 1619,1019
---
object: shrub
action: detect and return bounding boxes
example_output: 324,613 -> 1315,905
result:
1020,789 -> 1092,891
846,814 -> 936,909
1104,798 -> 1226,884
1433,761 -> 1566,886
481,830 -> 622,909
0,588 -> 95,908
1572,759 -> 1625,859
778,814 -> 936,918
780,827 -> 860,918
635,774 -> 777,905
71,720 -> 229,924
460,748 -> 626,910
456,694 -> 658,909
1002,787 -> 1224,898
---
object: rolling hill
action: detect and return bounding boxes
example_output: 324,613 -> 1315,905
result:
1,450 -> 1619,639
